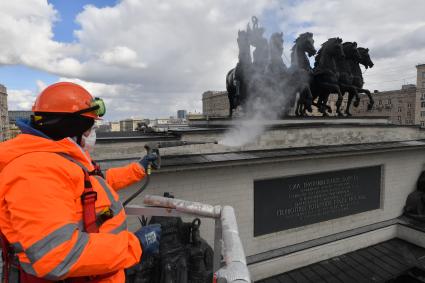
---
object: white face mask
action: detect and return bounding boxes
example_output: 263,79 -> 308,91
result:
81,127 -> 96,152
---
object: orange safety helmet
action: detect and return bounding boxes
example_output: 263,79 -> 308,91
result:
32,82 -> 105,119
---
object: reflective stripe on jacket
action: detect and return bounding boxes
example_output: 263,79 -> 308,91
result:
0,133 -> 145,282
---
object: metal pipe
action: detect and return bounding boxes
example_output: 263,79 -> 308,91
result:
215,206 -> 251,282
143,195 -> 221,218
155,140 -> 218,148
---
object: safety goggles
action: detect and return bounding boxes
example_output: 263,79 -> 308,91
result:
74,97 -> 106,117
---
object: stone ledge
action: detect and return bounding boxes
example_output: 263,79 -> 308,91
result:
96,139 -> 425,172
187,117 -> 398,129
248,217 -> 425,281
247,218 -> 399,265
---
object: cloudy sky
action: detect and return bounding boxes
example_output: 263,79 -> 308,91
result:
1,0 -> 424,120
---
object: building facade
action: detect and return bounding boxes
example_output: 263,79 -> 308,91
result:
8,110 -> 32,124
95,121 -> 112,133
7,110 -> 32,139
416,64 -> 425,126
110,121 -> 120,132
148,118 -> 188,132
118,118 -> 151,132
326,64 -> 425,126
0,85 -> 9,141
202,91 -> 229,117
177,110 -> 187,119
119,119 -> 134,132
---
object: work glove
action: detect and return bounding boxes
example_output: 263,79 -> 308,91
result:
134,224 -> 161,259
138,153 -> 158,171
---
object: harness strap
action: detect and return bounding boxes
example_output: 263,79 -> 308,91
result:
55,153 -> 100,233
81,169 -> 98,233
55,153 -> 103,233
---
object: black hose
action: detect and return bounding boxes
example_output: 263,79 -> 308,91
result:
123,174 -> 150,207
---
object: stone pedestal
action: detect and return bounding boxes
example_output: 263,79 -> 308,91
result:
95,118 -> 425,280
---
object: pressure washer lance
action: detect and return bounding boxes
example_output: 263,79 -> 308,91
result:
154,140 -> 218,148
122,140 -> 217,207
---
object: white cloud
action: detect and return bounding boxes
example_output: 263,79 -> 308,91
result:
70,0 -> 278,90
7,80 -> 47,111
0,1 -> 82,75
100,46 -> 145,68
2,0 -> 425,119
8,89 -> 37,110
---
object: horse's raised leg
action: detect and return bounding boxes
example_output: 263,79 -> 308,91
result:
335,90 -> 344,117
317,83 -> 336,116
361,88 -> 374,110
346,91 -> 354,116
296,98 -> 306,117
317,96 -> 328,116
353,93 -> 360,108
350,86 -> 360,108
302,87 -> 313,113
345,86 -> 358,116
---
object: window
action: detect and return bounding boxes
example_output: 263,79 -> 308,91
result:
422,121 -> 425,127
397,116 -> 401,121
408,103 -> 412,108
422,93 -> 425,100
387,99 -> 392,105
398,107 -> 402,112
421,102 -> 425,108
378,100 -> 382,105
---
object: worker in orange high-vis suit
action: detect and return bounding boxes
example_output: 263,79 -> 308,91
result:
0,82 -> 161,282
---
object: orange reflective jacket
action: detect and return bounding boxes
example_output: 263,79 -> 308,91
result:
0,133 -> 145,282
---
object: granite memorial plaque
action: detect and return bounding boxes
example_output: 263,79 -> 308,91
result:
254,165 -> 381,236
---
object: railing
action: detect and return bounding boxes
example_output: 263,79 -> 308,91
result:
125,195 -> 251,283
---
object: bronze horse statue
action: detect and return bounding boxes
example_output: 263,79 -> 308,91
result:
337,44 -> 375,115
336,41 -> 362,116
351,47 -> 375,111
224,16 -> 374,119
226,30 -> 252,117
311,37 -> 345,116
290,32 -> 316,116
